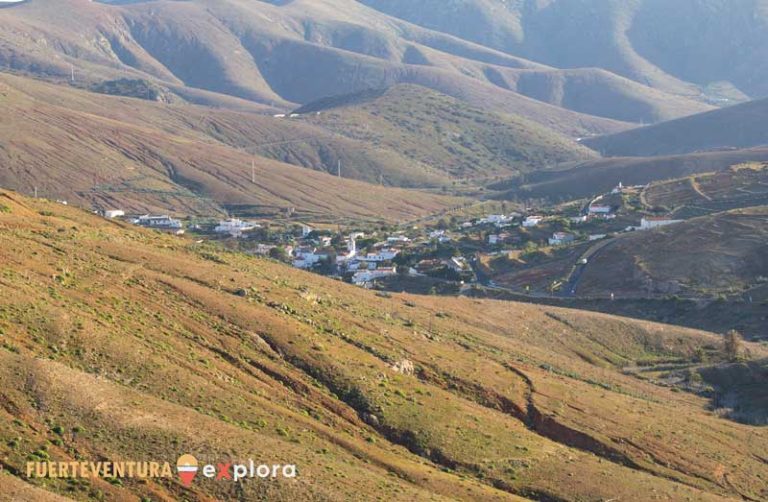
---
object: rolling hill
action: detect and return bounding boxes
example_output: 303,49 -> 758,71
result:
584,97 -> 768,157
0,72 -> 461,221
1,189 -> 768,501
297,84 -> 598,181
0,0 -> 714,132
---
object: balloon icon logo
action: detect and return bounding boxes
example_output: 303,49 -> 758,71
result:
177,454 -> 198,487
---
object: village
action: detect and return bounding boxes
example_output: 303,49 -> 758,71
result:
97,182 -> 684,294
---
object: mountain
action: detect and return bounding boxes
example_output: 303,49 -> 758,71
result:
360,0 -> 768,102
297,84 -> 597,181
0,73 -> 460,221
0,0 -> 714,132
575,207 -> 768,299
2,189 -> 768,501
583,97 -> 768,157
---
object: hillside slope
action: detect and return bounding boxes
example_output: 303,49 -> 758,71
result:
501,147 -> 768,202
298,85 -> 597,181
584,97 -> 768,157
577,207 -> 768,299
0,0 -> 710,130
1,190 -> 768,500
0,73 -> 460,220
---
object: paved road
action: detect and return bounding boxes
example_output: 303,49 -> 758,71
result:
558,237 -> 621,297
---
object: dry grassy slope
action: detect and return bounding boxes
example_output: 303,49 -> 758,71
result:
0,73 -> 460,220
298,84 -> 597,180
577,207 -> 768,298
505,147 -> 768,202
0,0 -> 705,131
584,96 -> 768,157
1,190 -> 767,501
642,163 -> 768,218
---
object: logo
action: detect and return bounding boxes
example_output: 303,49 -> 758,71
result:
176,454 -> 199,487
26,454 -> 297,486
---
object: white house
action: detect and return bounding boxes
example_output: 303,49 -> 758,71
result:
292,247 -> 328,269
352,267 -> 397,286
214,218 -> 258,238
360,248 -> 400,262
133,215 -> 183,230
387,235 -> 410,244
523,216 -> 543,228
549,232 -> 575,246
640,217 -> 683,230
104,209 -> 125,219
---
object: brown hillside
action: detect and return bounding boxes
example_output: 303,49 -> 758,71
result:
0,73 -> 460,221
0,190 -> 767,500
576,207 -> 768,299
504,147 -> 768,202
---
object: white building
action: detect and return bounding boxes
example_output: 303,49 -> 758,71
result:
360,248 -> 400,262
336,236 -> 358,263
523,216 -> 543,228
292,247 -> 329,269
640,217 -> 683,230
448,257 -> 470,273
548,232 -> 575,246
352,267 -> 397,286
214,218 -> 258,238
103,210 -> 125,219
387,235 -> 410,244
133,215 -> 182,230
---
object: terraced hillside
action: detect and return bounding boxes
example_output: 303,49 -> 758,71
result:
642,162 -> 768,218
299,85 -> 597,181
0,73 -> 460,221
1,190 -> 767,501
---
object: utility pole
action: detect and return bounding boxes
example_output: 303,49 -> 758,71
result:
70,64 -> 75,84
337,160 -> 342,178
33,186 -> 38,199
